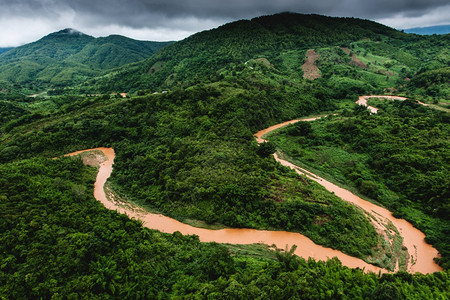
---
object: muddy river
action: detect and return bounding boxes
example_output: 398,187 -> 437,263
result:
66,96 -> 441,274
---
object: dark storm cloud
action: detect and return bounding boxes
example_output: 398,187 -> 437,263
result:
71,0 -> 450,19
65,0 -> 448,16
2,0 -> 449,25
0,0 -> 449,46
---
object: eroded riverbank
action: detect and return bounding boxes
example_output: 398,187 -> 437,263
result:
64,95 -> 441,274
68,147 -> 387,273
255,96 -> 442,273
65,143 -> 440,274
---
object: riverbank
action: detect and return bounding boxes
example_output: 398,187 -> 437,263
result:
63,96 -> 442,274
65,147 -> 388,273
256,95 -> 442,273
66,141 -> 439,274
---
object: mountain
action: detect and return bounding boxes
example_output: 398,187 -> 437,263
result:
93,12 -> 448,95
0,28 -> 172,91
0,47 -> 13,55
404,25 -> 450,35
0,13 -> 449,298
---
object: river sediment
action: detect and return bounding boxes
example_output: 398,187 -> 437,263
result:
65,96 -> 442,274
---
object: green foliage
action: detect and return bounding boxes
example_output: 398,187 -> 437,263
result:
0,47 -> 13,55
407,67 -> 450,102
0,84 -> 378,260
0,157 -> 234,297
0,13 -> 449,297
257,141 -> 276,157
0,29 -> 171,92
269,100 -> 450,268
89,14 -> 448,102
0,100 -> 28,126
92,12 -> 407,93
0,157 -> 448,298
287,121 -> 312,136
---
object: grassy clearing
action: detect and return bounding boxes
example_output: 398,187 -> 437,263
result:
365,219 -> 408,272
225,243 -> 278,261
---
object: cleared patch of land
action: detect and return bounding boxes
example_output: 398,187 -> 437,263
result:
341,47 -> 368,68
302,49 -> 321,80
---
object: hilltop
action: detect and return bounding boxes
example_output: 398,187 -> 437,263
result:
90,13 -> 448,102
0,29 -> 172,92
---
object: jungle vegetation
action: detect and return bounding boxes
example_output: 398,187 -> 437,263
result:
0,12 -> 448,298
267,99 -> 450,268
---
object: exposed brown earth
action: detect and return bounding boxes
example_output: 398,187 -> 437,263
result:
302,49 -> 321,80
341,47 -> 368,68
341,47 -> 351,55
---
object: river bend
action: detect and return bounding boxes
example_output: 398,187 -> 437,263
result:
65,95 -> 441,274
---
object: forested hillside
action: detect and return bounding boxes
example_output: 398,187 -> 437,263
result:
1,156 -> 448,298
0,48 -> 13,55
89,13 -> 448,96
268,99 -> 450,268
0,12 -> 449,298
0,29 -> 172,92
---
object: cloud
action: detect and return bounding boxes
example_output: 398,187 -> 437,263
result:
0,0 -> 449,47
374,3 -> 450,29
0,2 -> 77,47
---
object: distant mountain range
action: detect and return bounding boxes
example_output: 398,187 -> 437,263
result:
0,29 -> 172,90
1,15 -> 448,95
404,25 -> 450,35
0,48 -> 13,55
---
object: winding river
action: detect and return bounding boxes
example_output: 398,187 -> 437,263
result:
66,96 -> 442,274
355,95 -> 428,113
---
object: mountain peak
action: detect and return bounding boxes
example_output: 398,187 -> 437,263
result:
41,28 -> 93,42
42,28 -> 90,40
54,28 -> 85,36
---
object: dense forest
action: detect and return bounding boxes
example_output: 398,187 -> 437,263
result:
0,85 -> 382,262
267,99 -> 450,268
0,12 -> 449,298
1,156 -> 448,298
0,29 -> 172,92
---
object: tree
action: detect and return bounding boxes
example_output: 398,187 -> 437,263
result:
288,122 -> 312,136
257,141 -> 276,157
275,244 -> 299,271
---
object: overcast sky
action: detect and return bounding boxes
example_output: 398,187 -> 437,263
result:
0,0 -> 449,47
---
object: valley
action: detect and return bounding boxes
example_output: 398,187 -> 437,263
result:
64,147 -> 386,274
0,12 -> 448,298
60,95 -> 441,275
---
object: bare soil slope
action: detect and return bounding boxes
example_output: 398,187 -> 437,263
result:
302,49 -> 321,80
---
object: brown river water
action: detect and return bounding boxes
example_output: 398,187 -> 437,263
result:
65,96 -> 441,274
355,95 -> 428,113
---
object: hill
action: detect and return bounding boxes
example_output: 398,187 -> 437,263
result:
0,13 -> 449,298
90,13 -> 448,101
93,13 -> 405,92
404,25 -> 450,35
0,47 -> 13,55
0,29 -> 172,92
